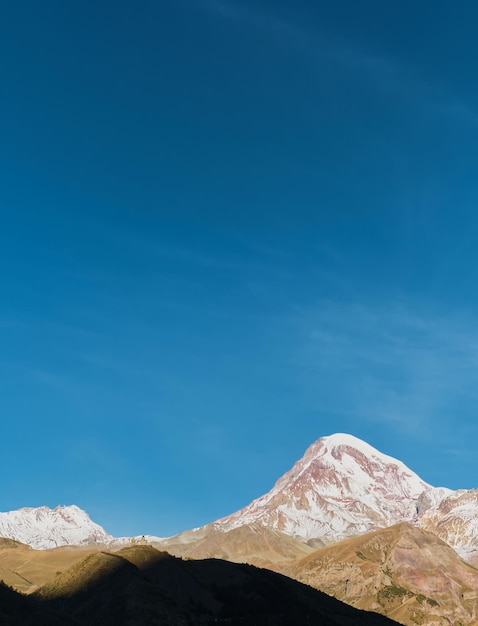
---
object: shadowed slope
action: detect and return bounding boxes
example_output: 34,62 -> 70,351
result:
0,580 -> 76,625
35,545 -> 400,625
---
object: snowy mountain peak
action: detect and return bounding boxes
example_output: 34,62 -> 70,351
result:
302,433 -> 426,478
214,433 -> 434,541
273,433 -> 430,499
319,432 -> 379,452
0,504 -> 113,549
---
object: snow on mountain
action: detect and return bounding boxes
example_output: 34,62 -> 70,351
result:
1,434 -> 476,561
212,433 -> 447,543
209,433 -> 478,562
417,488 -> 478,564
415,486 -> 453,513
0,505 -> 113,549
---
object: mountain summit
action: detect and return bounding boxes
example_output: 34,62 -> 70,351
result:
212,433 -> 444,542
0,505 -> 113,549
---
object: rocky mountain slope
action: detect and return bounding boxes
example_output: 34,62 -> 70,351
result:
417,488 -> 478,566
287,522 -> 478,626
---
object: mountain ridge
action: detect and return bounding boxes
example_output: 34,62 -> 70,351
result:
1,434 -> 476,564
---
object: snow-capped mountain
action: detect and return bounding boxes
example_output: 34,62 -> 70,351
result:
0,505 -> 113,549
1,434 -> 477,564
206,433 -> 478,562
212,434 -> 452,543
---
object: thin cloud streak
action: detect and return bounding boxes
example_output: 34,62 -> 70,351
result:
199,0 -> 478,130
294,300 -> 478,441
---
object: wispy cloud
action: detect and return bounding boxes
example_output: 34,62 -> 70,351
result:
199,0 -> 478,129
294,300 -> 478,442
201,0 -> 244,21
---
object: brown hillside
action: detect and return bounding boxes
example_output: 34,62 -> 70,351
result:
34,545 -> 401,625
157,522 -> 315,570
287,522 -> 478,626
0,538 -> 102,593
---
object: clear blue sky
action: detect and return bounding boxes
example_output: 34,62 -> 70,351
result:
1,0 -> 478,537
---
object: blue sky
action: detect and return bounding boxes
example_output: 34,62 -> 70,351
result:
2,0 -> 478,537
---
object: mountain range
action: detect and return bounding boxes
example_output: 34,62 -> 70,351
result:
2,433 -> 478,625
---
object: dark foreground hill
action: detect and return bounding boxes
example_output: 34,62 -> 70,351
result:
2,545 -> 398,626
0,581 -> 77,625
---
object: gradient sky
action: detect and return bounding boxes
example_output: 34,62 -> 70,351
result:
2,0 -> 478,537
